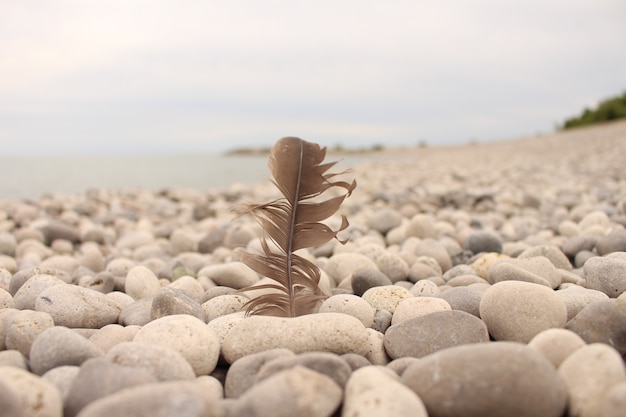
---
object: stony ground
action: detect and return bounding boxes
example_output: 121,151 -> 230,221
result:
1,121 -> 626,417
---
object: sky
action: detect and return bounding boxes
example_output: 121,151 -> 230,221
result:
1,0 -> 625,156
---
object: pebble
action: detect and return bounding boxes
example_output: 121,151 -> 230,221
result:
488,256 -> 561,288
367,208 -> 403,234
150,286 -> 206,321
565,299 -> 626,357
29,326 -> 105,375
356,244 -> 409,282
390,296 -> 451,325
197,261 -> 259,289
402,342 -> 567,417
371,308 -> 392,333
221,313 -> 370,364
225,348 -> 295,398
201,294 -> 249,322
5,309 -> 55,357
437,286 -> 484,317
318,294 -> 375,327
325,253 -> 379,283
583,253 -> 626,297
409,279 -> 440,297
561,235 -> 597,258
9,267 -> 71,295
0,366 -> 63,417
385,310 -> 489,358
527,328 -> 586,367
558,343 -> 626,417
470,252 -> 509,279
351,268 -> 392,296
106,341 -> 196,381
407,262 -> 441,282
118,298 -> 153,326
77,272 -> 115,294
479,280 -> 568,342
555,285 -> 609,320
343,366 -> 428,417
124,265 -> 161,300
228,366 -> 342,417
64,357 -> 158,417
166,275 -> 205,302
362,285 -> 413,313
405,214 -> 437,239
13,274 -> 66,310
595,229 -> 626,255
409,238 -> 453,271
35,284 -> 122,328
603,382 -> 626,417
255,352 -> 352,388
463,230 -> 503,254
0,349 -> 28,369
517,245 -> 572,270
133,314 -> 220,376
41,366 -> 80,400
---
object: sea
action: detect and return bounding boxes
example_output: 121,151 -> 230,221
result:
0,153 -> 372,202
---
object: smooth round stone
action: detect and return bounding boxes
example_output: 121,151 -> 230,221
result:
202,294 -> 248,322
343,366 -> 428,417
9,267 -> 71,295
5,309 -> 55,357
0,349 -> 28,369
105,258 -> 135,278
575,250 -> 596,268
371,308 -> 392,333
443,264 -> 476,281
603,382 -> 626,417
318,294 -> 375,327
166,275 -> 205,302
64,357 -> 157,417
391,297 -> 451,325
169,229 -> 198,254
479,281 -> 568,343
385,310 -> 489,359
356,244 -> 409,282
555,285 -> 609,320
75,379 -> 221,417
0,366 -> 63,417
437,286 -> 484,317
39,255 -> 80,273
470,252 -> 509,279
77,272 -> 115,294
463,230 -> 503,254
77,244 -> 105,273
341,353 -> 372,371
89,324 -> 139,353
255,352 -> 352,388
565,299 -> 626,357
225,348 -> 295,398
407,262 -> 441,282
133,314 -> 219,376
39,221 -> 80,245
362,285 -> 413,313
595,229 -> 626,255
42,366 -> 80,400
558,343 -> 626,417
206,312 -> 245,345
367,208 -> 403,234
221,313 -> 369,364
29,326 -> 105,375
13,274 -> 66,310
562,235 -> 597,258
197,261 -> 259,290
517,245 -> 572,270
118,298 -> 153,326
402,342 -> 567,417
150,287 -> 205,321
35,284 -> 122,328
325,253 -> 379,282
527,328 -> 586,367
411,238 -> 452,272
351,268 -> 392,296
409,280 -> 440,297
386,357 -> 421,375
446,274 -> 489,287
125,265 -> 161,300
488,256 -> 561,288
364,327 -> 388,366
228,366 -> 342,417
583,254 -> 626,297
405,214 -> 437,239
0,255 -> 17,273
0,232 -> 17,256
106,341 -> 195,381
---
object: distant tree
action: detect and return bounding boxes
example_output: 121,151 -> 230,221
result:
562,91 -> 626,129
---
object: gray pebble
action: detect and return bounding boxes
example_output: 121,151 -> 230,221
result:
9,267 -> 71,296
106,341 -> 195,381
463,230 -> 503,254
583,254 -> 626,297
438,286 -> 484,317
595,229 -> 626,255
150,286 -> 205,321
118,298 -> 153,326
371,308 -> 392,333
77,271 -> 115,294
565,299 -> 626,357
351,268 -> 392,296
225,348 -> 295,398
255,351 -> 352,388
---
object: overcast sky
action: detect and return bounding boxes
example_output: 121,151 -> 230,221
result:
1,0 -> 625,156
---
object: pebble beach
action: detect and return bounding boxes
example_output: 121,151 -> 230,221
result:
1,120 -> 626,417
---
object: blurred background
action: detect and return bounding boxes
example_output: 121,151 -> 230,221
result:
1,0 -> 625,198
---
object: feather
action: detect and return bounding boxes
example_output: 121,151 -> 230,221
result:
236,137 -> 356,317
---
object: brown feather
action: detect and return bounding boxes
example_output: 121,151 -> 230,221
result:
236,137 -> 356,317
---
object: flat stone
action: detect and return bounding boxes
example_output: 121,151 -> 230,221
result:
402,342 -> 567,417
222,313 -> 369,364
106,341 -> 196,381
35,284 -> 122,328
318,294 -> 375,327
351,268 -> 392,296
0,366 -> 63,417
479,280 -> 568,342
228,366 -> 342,417
150,286 -> 205,321
384,310 -> 489,359
558,343 -> 626,417
29,326 -> 105,375
343,366 -> 428,417
225,348 -> 295,398
197,261 -> 259,289
488,256 -> 561,288
133,314 -> 220,376
437,286 -> 483,317
565,299 -> 626,357
583,254 -> 626,297
517,245 -> 572,270
463,230 -> 503,254
64,357 -> 157,417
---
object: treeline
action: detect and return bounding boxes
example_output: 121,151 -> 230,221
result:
562,91 -> 626,129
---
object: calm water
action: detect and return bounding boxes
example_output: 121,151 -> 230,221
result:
0,153 -> 371,201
